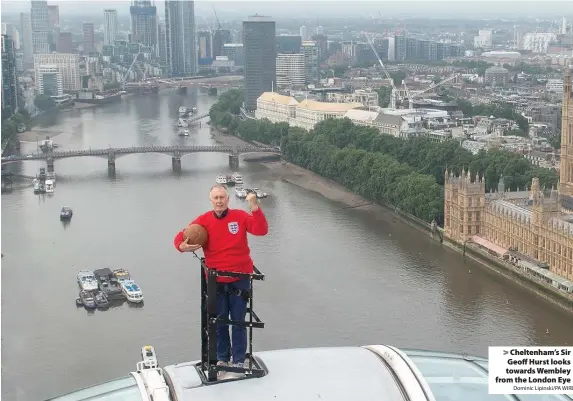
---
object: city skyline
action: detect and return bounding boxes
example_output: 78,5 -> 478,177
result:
1,1 -> 573,19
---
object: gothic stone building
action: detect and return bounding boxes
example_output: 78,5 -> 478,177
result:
444,66 -> 573,286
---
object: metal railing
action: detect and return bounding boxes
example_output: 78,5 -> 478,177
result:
198,257 -> 266,383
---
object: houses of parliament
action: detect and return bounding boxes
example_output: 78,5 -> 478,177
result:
444,65 -> 573,288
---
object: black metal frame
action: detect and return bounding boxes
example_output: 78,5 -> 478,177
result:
197,257 -> 266,382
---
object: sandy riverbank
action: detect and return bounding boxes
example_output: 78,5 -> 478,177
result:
211,127 -> 252,148
210,126 -> 374,209
261,161 -> 374,209
17,126 -> 77,143
16,93 -> 137,144
17,130 -> 58,142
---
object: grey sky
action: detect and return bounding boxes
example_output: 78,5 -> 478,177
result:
1,0 -> 572,19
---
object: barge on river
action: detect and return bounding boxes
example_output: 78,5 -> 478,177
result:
93,268 -> 124,300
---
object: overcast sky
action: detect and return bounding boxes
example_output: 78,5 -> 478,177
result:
1,0 -> 572,19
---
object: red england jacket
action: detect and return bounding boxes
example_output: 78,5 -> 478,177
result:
174,208 -> 268,282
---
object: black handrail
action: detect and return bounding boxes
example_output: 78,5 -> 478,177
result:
198,257 -> 266,382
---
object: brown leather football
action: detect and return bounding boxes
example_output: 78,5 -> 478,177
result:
183,224 -> 208,246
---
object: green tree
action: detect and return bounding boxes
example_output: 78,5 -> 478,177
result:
504,62 -> 553,75
389,71 -> 406,85
457,100 -> 529,133
209,88 -> 244,127
452,60 -> 494,70
1,119 -> 18,146
375,86 -> 392,107
209,90 -> 558,224
549,135 -> 561,149
506,128 -> 526,137
2,106 -> 14,120
332,66 -> 349,77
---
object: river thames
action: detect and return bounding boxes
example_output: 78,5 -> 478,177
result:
2,88 -> 573,400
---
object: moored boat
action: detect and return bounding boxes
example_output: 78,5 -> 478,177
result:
225,175 -> 236,186
39,139 -> 53,153
215,175 -> 227,185
45,179 -> 54,194
77,270 -> 98,291
93,291 -> 109,309
121,280 -> 144,303
235,186 -> 247,198
231,172 -> 243,184
33,179 -> 41,194
94,268 -> 124,300
178,107 -> 189,117
76,290 -> 96,309
248,188 -> 267,198
60,206 -> 73,221
113,268 -> 131,283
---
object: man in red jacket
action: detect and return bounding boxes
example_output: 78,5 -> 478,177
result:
174,184 -> 268,378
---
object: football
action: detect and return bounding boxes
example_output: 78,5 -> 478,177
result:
183,224 -> 208,247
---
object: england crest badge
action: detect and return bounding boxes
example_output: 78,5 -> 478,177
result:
228,222 -> 239,234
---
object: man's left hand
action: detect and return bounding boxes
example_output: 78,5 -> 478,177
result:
246,193 -> 259,210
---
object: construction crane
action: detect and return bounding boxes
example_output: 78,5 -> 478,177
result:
212,4 -> 222,30
120,52 -> 141,85
409,74 -> 461,100
362,32 -> 401,107
401,80 -> 415,109
399,73 -> 462,108
363,31 -> 461,109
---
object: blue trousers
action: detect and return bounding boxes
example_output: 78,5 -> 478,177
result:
216,279 -> 250,364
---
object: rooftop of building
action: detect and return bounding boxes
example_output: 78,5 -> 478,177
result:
343,109 -> 407,126
447,170 -> 573,232
258,92 -> 299,106
484,189 -> 573,233
309,87 -> 346,93
297,99 -> 363,112
245,15 -> 274,22
276,53 -> 304,58
257,93 -> 362,113
344,109 -> 379,122
485,66 -> 510,73
411,98 -> 458,107
481,51 -> 522,58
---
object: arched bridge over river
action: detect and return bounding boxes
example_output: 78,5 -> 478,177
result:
1,145 -> 282,173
